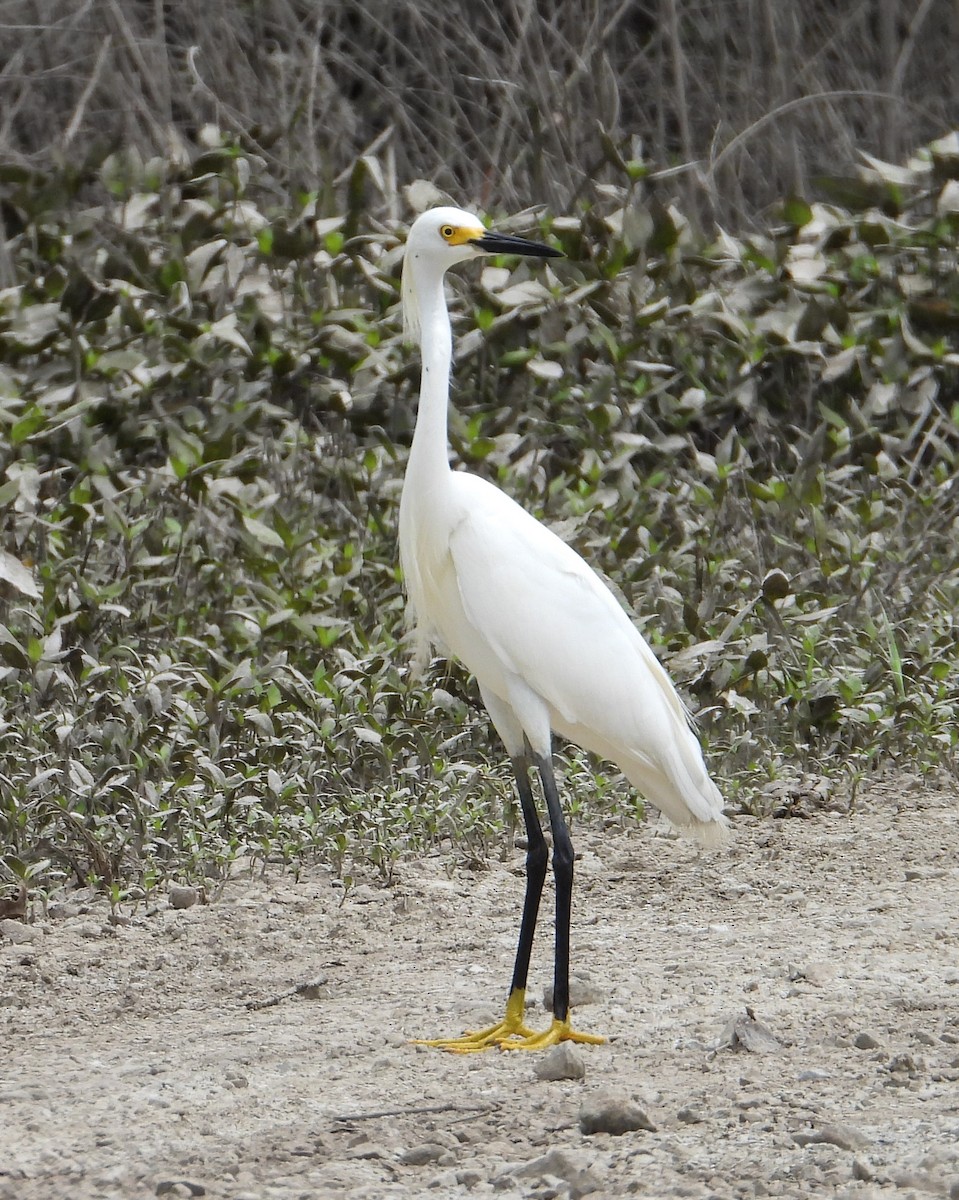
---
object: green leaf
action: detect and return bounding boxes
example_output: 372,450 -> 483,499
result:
781,195 -> 813,228
242,515 -> 285,548
10,406 -> 46,444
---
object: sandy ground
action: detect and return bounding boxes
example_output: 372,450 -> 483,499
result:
2,781 -> 959,1200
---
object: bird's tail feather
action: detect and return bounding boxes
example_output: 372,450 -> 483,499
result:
620,736 -> 730,848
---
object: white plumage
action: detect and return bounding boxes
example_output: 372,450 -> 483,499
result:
399,206 -> 728,1052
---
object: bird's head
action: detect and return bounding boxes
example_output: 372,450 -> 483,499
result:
402,205 -> 561,339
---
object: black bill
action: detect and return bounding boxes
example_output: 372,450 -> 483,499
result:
471,230 -> 563,258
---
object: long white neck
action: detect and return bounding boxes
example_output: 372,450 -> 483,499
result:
406,261 -> 454,482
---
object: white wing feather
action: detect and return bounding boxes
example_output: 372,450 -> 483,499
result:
439,473 -> 727,843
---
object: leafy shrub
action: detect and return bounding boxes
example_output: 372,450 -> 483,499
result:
1,131 -> 958,895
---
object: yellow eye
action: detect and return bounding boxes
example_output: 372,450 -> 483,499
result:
441,225 -> 455,240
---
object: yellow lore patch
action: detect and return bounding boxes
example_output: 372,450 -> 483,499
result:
440,222 -> 484,246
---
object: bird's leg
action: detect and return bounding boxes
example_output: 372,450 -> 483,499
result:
410,753 -> 546,1052
498,754 -> 605,1051
504,751 -> 549,1014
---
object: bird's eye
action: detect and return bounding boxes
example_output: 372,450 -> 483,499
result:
441,225 -> 455,240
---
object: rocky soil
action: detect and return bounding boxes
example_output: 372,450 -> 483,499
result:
2,781 -> 958,1199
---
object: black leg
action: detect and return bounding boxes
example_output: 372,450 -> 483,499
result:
412,746 -> 603,1051
406,751 -> 546,1050
534,753 -> 573,1024
508,753 -> 549,999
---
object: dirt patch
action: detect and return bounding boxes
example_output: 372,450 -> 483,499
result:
2,783 -> 958,1198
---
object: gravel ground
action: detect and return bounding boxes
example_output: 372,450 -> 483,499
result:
2,780 -> 958,1199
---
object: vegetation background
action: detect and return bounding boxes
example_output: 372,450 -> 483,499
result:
1,0 -> 958,901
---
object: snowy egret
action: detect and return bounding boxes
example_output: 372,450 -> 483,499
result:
399,206 -> 729,1052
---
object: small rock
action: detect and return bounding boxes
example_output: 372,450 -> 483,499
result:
534,1043 -> 586,1082
677,1106 -> 705,1124
891,1169 -> 945,1193
0,919 -> 39,945
797,1069 -> 831,1082
511,1148 -> 600,1198
47,903 -> 81,920
294,976 -> 329,999
904,868 -> 945,881
456,1168 -> 483,1188
400,1143 -> 448,1166
788,961 -> 833,986
852,1158 -> 875,1182
579,1093 -> 656,1136
854,1031 -> 881,1050
793,1123 -> 870,1151
543,974 -> 604,1010
169,885 -> 199,910
887,1052 -> 920,1074
347,1143 -> 390,1161
427,1169 -> 459,1190
718,1012 -> 782,1054
155,1182 -> 206,1197
77,921 -> 101,940
0,884 -> 26,920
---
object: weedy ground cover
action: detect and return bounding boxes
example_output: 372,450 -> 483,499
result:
1,133 -> 958,898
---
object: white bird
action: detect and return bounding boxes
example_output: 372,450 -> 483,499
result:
399,206 -> 729,1052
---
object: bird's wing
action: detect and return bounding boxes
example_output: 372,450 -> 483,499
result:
446,474 -> 687,736
444,473 -> 726,839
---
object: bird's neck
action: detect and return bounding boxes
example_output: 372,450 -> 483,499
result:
408,266 -> 453,482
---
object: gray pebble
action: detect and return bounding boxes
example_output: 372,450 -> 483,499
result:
677,1106 -> 705,1124
77,921 -> 102,940
579,1093 -> 656,1136
892,1169 -> 945,1192
346,1142 -> 390,1161
543,974 -> 604,1010
511,1148 -> 601,1198
400,1142 -> 449,1166
534,1043 -> 586,1081
852,1158 -> 875,1182
427,1169 -> 460,1190
718,1012 -> 782,1054
854,1031 -> 881,1050
169,885 -> 199,910
155,1182 -> 206,1197
0,919 -> 38,944
793,1123 -> 870,1151
887,1052 -> 921,1076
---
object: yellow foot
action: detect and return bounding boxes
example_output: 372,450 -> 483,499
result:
410,1014 -> 540,1054
412,988 -> 539,1054
411,990 -> 605,1053
498,1016 -> 606,1052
